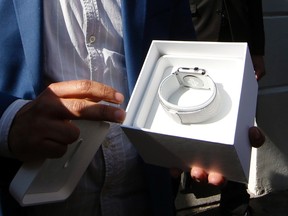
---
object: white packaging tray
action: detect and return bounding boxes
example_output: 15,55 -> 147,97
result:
9,120 -> 109,206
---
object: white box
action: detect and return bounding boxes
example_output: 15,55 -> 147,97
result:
121,41 -> 258,183
9,120 -> 109,206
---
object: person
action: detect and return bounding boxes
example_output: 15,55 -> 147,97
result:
183,0 -> 266,215
190,0 -> 266,80
0,1 -> 264,216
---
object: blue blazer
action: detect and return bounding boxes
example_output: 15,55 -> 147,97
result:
0,0 -> 195,215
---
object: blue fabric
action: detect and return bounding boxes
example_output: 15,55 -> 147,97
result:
121,0 -> 147,94
0,94 -> 18,117
122,0 -> 195,93
0,0 -> 43,116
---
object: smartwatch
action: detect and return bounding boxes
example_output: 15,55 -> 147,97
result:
158,67 -> 219,124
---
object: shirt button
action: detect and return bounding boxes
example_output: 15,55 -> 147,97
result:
89,35 -> 96,44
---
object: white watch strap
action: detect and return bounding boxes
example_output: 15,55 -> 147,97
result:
158,67 -> 219,124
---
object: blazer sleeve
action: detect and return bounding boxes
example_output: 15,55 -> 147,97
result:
0,1 -> 39,117
0,93 -> 19,118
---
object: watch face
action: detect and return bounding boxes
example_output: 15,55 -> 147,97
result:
183,75 -> 204,88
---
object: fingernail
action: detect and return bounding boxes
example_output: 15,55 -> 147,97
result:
115,92 -> 124,103
114,110 -> 126,123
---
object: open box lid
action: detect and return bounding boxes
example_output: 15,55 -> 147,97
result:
9,120 -> 109,206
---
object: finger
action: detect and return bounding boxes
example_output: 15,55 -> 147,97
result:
255,69 -> 266,81
207,172 -> 226,186
37,140 -> 69,159
58,99 -> 126,123
15,140 -> 69,162
42,120 -> 81,145
48,80 -> 124,104
11,122 -> 79,161
249,126 -> 265,148
190,166 -> 208,183
191,167 -> 226,186
32,120 -> 80,159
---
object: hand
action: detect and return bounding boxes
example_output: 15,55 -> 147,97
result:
251,55 -> 266,81
189,127 -> 265,186
8,80 -> 126,162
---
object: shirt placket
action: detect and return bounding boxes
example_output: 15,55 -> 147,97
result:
82,1 -> 126,216
82,0 -> 105,81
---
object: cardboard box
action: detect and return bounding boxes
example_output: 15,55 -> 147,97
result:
121,41 -> 258,183
9,120 -> 109,206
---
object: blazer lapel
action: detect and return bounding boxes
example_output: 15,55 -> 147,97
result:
121,0 -> 147,93
12,0 -> 43,95
122,1 -> 187,215
121,0 -> 174,94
